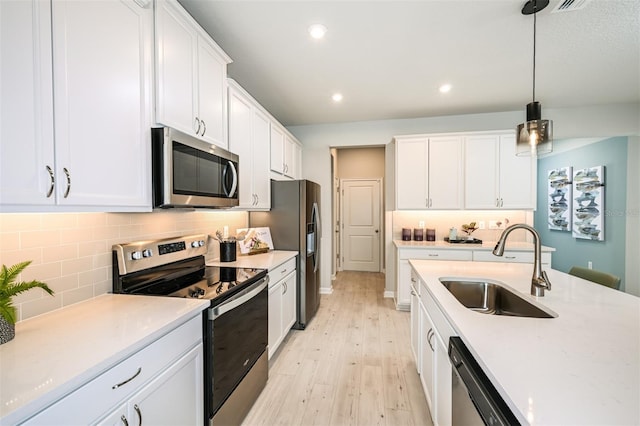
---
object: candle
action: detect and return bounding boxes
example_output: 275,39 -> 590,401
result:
223,226 -> 229,239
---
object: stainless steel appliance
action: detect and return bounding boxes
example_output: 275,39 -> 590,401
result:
449,337 -> 520,426
250,179 -> 321,329
151,127 -> 239,209
112,235 -> 268,426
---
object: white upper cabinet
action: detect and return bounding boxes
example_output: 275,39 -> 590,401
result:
228,80 -> 270,210
1,0 -> 153,211
464,132 -> 536,209
1,0 -> 55,207
270,124 -> 302,179
155,0 -> 231,148
395,136 -> 463,210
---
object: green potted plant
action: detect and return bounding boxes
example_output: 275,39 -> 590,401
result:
1,261 -> 54,345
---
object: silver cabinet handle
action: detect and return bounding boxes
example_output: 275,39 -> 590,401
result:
429,198 -> 433,208
45,165 -> 55,198
410,277 -> 416,283
194,117 -> 201,135
500,198 -> 504,207
112,367 -> 142,389
410,290 -> 416,296
282,282 -> 287,294
281,268 -> 288,274
63,167 -> 71,198
427,328 -> 434,351
120,415 -> 129,426
428,253 -> 439,257
505,256 -> 516,260
201,120 -> 206,137
134,404 -> 142,426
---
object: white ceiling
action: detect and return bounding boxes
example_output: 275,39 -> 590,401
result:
178,0 -> 640,127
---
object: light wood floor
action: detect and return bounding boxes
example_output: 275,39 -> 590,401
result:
243,271 -> 433,426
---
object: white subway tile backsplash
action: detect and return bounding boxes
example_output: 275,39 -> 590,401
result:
0,211 -> 249,322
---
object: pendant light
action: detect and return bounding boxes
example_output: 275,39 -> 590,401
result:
516,0 -> 553,156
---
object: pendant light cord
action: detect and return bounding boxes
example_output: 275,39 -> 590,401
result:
532,1 -> 537,103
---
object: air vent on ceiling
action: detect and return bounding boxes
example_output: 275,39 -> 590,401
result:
551,0 -> 592,13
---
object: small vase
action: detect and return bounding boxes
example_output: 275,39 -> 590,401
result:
0,316 -> 15,345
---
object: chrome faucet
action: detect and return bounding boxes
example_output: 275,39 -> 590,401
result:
493,223 -> 551,297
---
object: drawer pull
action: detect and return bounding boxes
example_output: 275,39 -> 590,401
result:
120,415 -> 129,426
428,254 -> 439,257
134,404 -> 142,425
505,256 -> 516,260
281,268 -> 287,274
410,277 -> 416,283
112,367 -> 142,389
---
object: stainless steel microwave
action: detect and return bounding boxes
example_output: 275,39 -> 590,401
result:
151,127 -> 239,208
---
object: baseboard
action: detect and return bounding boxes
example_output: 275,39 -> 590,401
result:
383,290 -> 395,298
320,287 -> 334,295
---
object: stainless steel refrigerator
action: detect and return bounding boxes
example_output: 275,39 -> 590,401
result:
250,179 -> 320,329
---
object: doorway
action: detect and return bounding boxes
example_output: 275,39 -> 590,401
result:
332,146 -> 385,274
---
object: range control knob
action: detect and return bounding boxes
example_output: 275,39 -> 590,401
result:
191,240 -> 204,248
131,251 -> 143,260
142,249 -> 152,258
189,287 -> 206,298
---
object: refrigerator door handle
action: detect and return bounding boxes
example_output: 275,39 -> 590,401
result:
312,202 -> 320,273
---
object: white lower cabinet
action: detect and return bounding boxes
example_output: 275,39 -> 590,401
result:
416,267 -> 454,426
22,316 -> 203,425
267,257 -> 297,359
97,346 -> 203,426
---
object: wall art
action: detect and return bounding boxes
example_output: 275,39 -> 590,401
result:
572,166 -> 605,241
548,166 -> 572,231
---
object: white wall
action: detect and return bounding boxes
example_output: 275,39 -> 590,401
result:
291,103 -> 640,294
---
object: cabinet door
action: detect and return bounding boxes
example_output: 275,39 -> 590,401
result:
396,137 -> 428,209
499,134 -> 536,209
464,135 -> 500,209
253,109 -> 271,208
0,0 -> 55,207
410,285 -> 421,372
284,135 -> 295,178
396,259 -> 412,310
434,332 -> 452,426
197,33 -> 227,148
228,86 -> 254,209
428,136 -> 463,209
270,123 -> 285,174
154,0 -> 197,136
52,0 -> 153,208
127,345 -> 203,426
282,271 -> 297,332
420,304 -> 436,419
268,281 -> 283,360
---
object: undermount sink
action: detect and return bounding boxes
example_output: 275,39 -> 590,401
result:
440,279 -> 557,319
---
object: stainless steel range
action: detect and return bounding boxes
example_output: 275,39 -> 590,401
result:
112,234 -> 269,426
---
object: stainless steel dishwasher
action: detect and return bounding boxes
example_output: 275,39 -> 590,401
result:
449,337 -> 521,426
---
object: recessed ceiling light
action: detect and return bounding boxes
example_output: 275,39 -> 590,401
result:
439,84 -> 452,93
332,93 -> 343,102
308,24 -> 327,40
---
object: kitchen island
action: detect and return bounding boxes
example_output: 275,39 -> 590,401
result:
410,260 -> 640,425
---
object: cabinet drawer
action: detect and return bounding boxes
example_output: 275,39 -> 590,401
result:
400,249 -> 472,261
419,282 -> 456,343
22,315 -> 202,424
473,250 -> 551,265
268,257 -> 296,287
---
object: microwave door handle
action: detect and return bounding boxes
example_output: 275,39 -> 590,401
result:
223,161 -> 238,197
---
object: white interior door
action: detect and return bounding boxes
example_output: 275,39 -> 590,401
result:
341,179 -> 381,272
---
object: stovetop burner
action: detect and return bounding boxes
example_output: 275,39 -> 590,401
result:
167,266 -> 266,304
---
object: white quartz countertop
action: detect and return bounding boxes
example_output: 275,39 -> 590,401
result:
206,250 -> 297,269
410,260 -> 640,425
395,239 -> 555,252
0,294 -> 209,423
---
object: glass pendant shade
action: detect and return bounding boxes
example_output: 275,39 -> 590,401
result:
516,101 -> 553,156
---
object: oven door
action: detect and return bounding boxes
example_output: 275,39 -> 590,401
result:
152,127 -> 239,208
205,276 -> 269,421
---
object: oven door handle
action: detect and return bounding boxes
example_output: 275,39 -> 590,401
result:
209,276 -> 269,320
